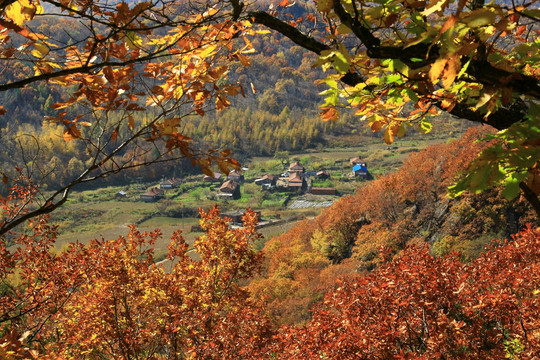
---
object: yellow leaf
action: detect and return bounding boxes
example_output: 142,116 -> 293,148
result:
475,92 -> 494,109
126,31 -> 142,50
441,55 -> 460,89
203,7 -> 218,17
317,0 -> 333,13
5,0 -> 39,26
462,8 -> 497,28
174,86 -> 184,99
429,57 -> 447,84
30,49 -> 42,58
421,0 -> 449,17
337,24 -> 352,34
5,2 -> 26,26
34,42 -> 49,56
383,127 -> 394,144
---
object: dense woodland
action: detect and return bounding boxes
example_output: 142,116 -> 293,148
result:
1,0 -> 539,358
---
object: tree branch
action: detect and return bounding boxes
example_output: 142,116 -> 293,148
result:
519,182 -> 540,220
247,7 -> 540,130
248,11 -> 330,55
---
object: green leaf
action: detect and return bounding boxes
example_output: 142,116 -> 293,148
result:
126,31 -> 143,50
384,74 -> 402,84
403,88 -> 419,102
462,8 -> 497,28
502,172 -> 527,200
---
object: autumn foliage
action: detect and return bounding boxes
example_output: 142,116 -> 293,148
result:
1,154 -> 540,358
1,204 -> 272,359
270,225 -> 540,359
248,128 -> 536,325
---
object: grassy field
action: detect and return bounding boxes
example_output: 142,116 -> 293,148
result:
51,184 -> 323,259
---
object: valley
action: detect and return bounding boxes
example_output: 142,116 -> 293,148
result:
49,135 -> 453,257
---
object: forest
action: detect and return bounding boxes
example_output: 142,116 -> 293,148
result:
1,0 -> 539,358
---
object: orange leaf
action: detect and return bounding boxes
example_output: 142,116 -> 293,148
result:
236,53 -> 251,66
63,126 -> 81,142
111,126 -> 119,142
128,115 -> 135,130
439,15 -> 457,35
383,127 -> 395,144
201,165 -> 215,177
320,107 -> 339,122
515,24 -> 526,36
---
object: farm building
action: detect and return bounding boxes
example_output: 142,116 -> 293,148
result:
227,170 -> 244,183
255,174 -> 276,189
160,177 -> 182,189
353,163 -> 370,179
288,172 -> 305,192
140,188 -> 164,202
289,161 -> 305,175
316,170 -> 330,179
203,172 -> 222,182
350,157 -> 367,167
311,187 -> 338,196
218,180 -> 240,199
115,190 -> 127,199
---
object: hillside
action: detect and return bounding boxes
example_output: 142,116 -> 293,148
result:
248,128 -> 537,325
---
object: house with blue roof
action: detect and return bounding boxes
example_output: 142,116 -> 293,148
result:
352,162 -> 370,179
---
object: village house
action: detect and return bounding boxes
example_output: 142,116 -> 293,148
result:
288,172 -> 305,192
160,177 -> 182,189
350,157 -> 367,167
289,161 -> 304,175
255,174 -> 276,189
140,188 -> 164,202
115,190 -> 127,199
316,170 -> 330,180
227,170 -> 244,183
218,180 -> 240,200
203,172 -> 222,182
352,163 -> 370,179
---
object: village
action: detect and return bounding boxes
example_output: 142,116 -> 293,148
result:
133,157 -> 370,202
108,157 -> 373,230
